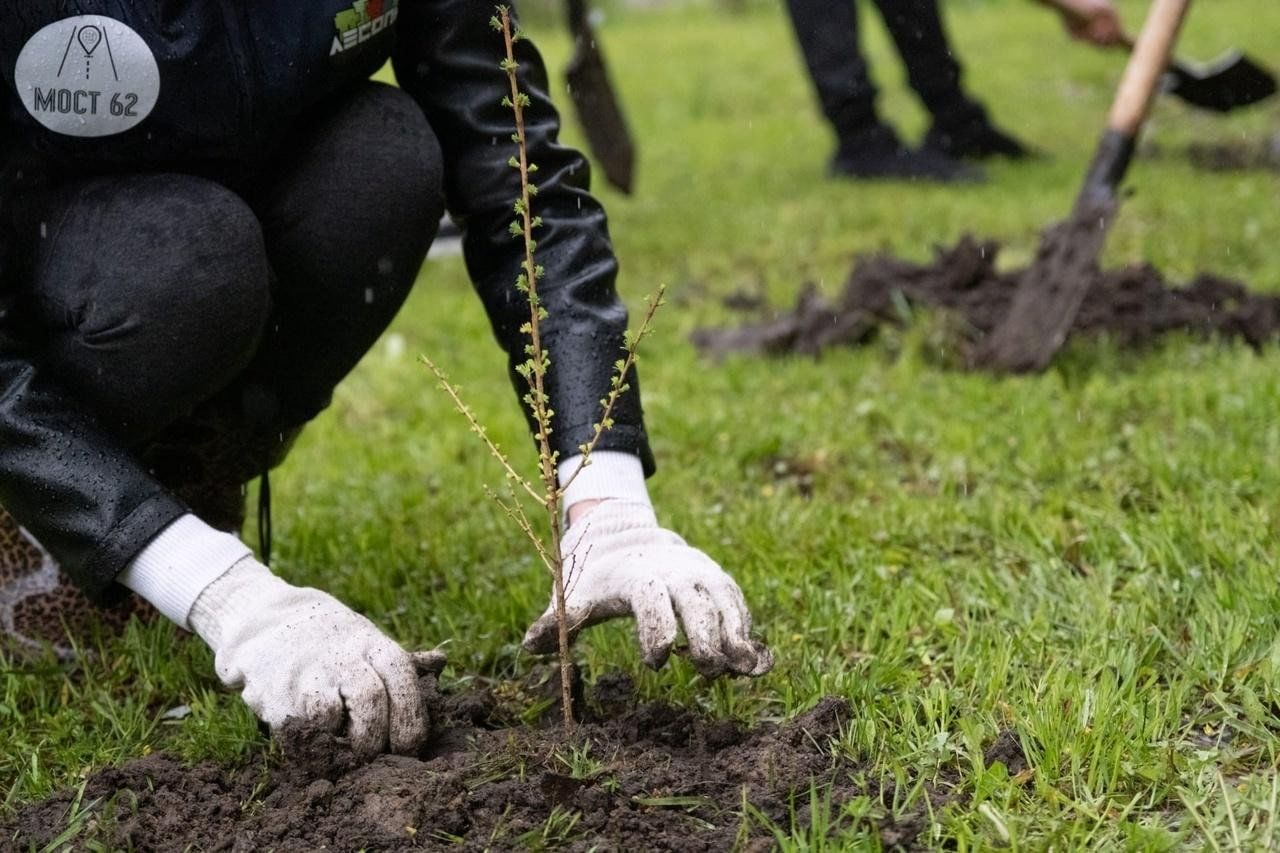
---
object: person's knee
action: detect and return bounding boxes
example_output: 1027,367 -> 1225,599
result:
315,83 -> 446,255
34,175 -> 271,429
264,83 -> 444,311
361,83 -> 446,231
140,177 -> 272,367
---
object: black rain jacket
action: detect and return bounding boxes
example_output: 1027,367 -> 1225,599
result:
0,0 -> 653,600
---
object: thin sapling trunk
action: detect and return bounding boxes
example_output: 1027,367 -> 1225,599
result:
422,5 -> 662,731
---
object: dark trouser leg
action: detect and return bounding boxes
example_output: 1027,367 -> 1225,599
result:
7,83 -> 442,533
143,82 -> 444,542
869,0 -> 982,127
18,174 -> 273,443
231,81 -> 445,435
784,0 -> 880,139
871,0 -> 1028,159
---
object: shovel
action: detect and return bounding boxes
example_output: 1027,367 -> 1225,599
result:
1048,0 -> 1275,111
1117,34 -> 1276,112
564,0 -> 636,194
974,0 -> 1190,373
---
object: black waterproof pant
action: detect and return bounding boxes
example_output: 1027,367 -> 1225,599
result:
10,82 -> 444,457
783,0 -> 980,139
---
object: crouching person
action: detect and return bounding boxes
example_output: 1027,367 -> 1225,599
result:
0,1 -> 771,759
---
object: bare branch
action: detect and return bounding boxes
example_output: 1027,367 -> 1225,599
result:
421,355 -> 543,504
484,484 -> 555,573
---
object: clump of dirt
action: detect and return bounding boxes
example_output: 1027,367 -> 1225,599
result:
761,452 -> 834,499
1186,135 -> 1280,173
3,673 -> 955,851
982,730 -> 1029,777
691,236 -> 1280,366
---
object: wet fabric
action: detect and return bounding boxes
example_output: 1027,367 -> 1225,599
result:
20,82 -> 441,440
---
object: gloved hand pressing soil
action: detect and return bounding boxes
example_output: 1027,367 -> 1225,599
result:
523,499 -> 773,679
187,559 -> 443,758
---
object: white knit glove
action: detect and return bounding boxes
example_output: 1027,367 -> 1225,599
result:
188,559 -> 443,758
522,500 -> 773,678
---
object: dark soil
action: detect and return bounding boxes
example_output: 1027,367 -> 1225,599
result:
1186,135 -> 1280,173
1140,136 -> 1280,174
4,672 -> 965,851
691,235 -> 1280,366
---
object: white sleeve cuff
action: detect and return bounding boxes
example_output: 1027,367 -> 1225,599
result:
556,451 -> 651,511
118,514 -> 253,630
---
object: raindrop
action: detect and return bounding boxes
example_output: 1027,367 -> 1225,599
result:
364,287 -> 375,304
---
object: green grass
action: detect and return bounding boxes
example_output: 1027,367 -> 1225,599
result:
4,0 -> 1280,848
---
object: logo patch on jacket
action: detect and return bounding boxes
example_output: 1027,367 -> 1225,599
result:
330,0 -> 399,56
14,16 -> 160,138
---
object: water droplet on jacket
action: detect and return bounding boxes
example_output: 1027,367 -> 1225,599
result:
365,288 -> 375,304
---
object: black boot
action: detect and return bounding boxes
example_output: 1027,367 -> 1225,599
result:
924,108 -> 1035,161
830,122 -> 984,183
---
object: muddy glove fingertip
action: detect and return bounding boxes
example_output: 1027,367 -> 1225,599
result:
411,648 -> 448,676
521,610 -> 559,654
341,668 -> 391,759
745,640 -> 774,677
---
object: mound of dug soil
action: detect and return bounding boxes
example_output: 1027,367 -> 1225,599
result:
4,673 -> 966,851
691,237 -> 1280,365
1187,136 -> 1280,173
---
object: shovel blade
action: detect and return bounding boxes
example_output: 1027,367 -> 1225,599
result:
1166,51 -> 1277,112
566,31 -> 636,194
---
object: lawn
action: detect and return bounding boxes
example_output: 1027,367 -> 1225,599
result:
5,0 -> 1280,847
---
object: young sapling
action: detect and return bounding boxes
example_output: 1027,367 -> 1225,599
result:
422,4 -> 663,729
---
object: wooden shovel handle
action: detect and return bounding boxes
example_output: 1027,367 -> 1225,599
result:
566,0 -> 588,35
1107,0 -> 1191,135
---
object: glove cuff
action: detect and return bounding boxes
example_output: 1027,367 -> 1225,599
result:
187,558 -> 282,649
557,451 -> 650,513
560,498 -> 664,560
118,514 -> 253,630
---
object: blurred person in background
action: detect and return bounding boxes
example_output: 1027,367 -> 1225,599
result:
784,0 -> 1123,181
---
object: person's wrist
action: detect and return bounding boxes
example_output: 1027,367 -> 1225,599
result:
187,558 -> 281,649
567,499 -> 603,526
556,451 -> 650,525
118,514 -> 253,630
